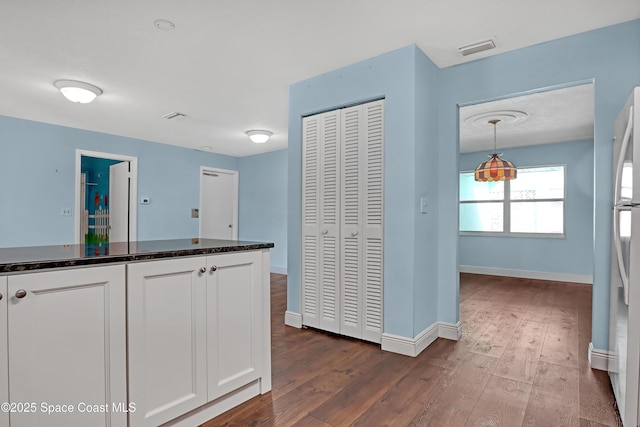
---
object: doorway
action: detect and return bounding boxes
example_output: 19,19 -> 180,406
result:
199,167 -> 238,240
74,150 -> 138,244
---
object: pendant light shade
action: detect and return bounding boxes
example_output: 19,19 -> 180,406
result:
474,119 -> 517,182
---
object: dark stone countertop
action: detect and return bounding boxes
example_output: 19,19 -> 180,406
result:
0,238 -> 274,273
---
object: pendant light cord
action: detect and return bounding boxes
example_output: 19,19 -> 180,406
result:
489,119 -> 500,152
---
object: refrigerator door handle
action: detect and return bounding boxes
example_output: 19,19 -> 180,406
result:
614,205 -> 630,305
614,105 -> 634,204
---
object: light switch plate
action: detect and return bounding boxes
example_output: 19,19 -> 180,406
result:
420,197 -> 428,214
191,208 -> 199,218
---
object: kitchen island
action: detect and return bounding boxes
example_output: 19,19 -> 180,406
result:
0,238 -> 274,427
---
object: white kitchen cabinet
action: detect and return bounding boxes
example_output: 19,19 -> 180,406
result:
128,250 -> 270,427
127,257 -> 208,427
0,277 -> 8,427
207,250 -> 263,401
301,99 -> 384,343
7,265 -> 127,427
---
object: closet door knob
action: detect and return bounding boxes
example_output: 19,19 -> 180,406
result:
199,267 -> 206,274
210,265 -> 217,273
351,231 -> 359,237
15,289 -> 27,299
321,229 -> 328,235
0,293 -> 3,301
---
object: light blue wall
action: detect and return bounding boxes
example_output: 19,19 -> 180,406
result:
459,140 -> 594,276
288,20 -> 639,348
0,115 -> 238,247
288,45 -> 440,338
238,149 -> 288,272
438,20 -> 640,349
413,48 -> 441,335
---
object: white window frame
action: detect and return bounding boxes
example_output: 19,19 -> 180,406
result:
459,164 -> 566,238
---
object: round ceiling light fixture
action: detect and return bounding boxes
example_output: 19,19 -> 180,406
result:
54,80 -> 103,103
246,130 -> 273,144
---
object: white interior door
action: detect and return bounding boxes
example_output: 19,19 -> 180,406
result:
200,169 -> 238,240
109,162 -> 130,243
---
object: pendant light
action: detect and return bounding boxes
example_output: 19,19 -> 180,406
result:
474,119 -> 517,182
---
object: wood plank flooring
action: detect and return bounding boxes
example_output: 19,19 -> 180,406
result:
201,273 -> 622,427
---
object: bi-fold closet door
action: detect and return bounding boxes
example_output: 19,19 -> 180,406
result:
301,99 -> 384,344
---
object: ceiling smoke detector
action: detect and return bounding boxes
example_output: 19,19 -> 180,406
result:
162,111 -> 186,120
154,19 -> 175,31
459,39 -> 496,57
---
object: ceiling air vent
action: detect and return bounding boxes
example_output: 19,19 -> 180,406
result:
459,39 -> 496,57
162,111 -> 186,120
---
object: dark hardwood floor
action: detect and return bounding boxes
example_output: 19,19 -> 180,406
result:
201,273 -> 622,427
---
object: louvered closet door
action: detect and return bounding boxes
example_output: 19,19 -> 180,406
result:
301,115 -> 320,328
361,100 -> 384,343
339,100 -> 384,343
302,111 -> 341,333
339,105 -> 364,339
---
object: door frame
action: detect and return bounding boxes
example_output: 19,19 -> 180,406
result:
199,167 -> 239,240
75,149 -> 138,244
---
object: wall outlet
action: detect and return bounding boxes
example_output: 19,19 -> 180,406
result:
61,208 -> 72,216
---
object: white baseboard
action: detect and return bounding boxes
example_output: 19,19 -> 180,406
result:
459,265 -> 592,284
589,342 -> 612,371
439,321 -> 462,340
284,311 -> 302,328
270,266 -> 287,275
381,321 -> 462,357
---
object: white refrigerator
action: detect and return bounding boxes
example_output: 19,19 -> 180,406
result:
610,86 -> 640,427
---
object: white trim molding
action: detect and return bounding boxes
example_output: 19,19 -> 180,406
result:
284,311 -> 302,328
588,342 -> 612,371
438,321 -> 462,340
459,265 -> 592,284
381,321 -> 462,357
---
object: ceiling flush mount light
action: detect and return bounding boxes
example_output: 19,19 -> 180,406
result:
474,119 -> 517,182
246,130 -> 273,144
54,80 -> 102,103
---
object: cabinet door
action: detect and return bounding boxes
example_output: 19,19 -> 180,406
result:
128,257 -> 207,427
207,251 -> 262,401
0,277 -> 7,427
8,265 -> 127,427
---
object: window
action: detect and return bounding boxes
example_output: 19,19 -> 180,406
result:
459,165 -> 565,236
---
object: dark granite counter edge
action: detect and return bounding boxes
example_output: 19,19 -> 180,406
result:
1,243 -> 274,273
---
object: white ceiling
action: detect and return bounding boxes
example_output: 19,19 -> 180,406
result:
0,1 -> 636,157
459,83 -> 595,153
